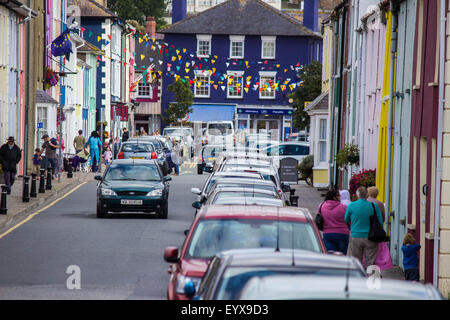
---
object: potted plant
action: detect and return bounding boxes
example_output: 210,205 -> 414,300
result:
296,155 -> 314,186
335,144 -> 360,169
349,169 -> 376,200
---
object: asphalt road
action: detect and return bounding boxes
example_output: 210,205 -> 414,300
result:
0,166 -> 208,300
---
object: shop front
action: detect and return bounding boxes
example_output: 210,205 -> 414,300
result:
235,106 -> 294,141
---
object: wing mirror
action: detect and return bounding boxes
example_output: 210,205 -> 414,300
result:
164,247 -> 179,263
192,201 -> 202,210
191,188 -> 202,195
94,175 -> 103,181
184,280 -> 196,299
281,183 -> 291,193
165,176 -> 172,182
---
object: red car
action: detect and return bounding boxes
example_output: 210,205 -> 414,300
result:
163,205 -> 326,300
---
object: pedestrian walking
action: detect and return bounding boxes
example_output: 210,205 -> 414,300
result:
345,186 -> 384,268
0,137 -> 22,194
171,139 -> 182,176
339,189 -> 351,205
73,130 -> 86,154
103,146 -> 113,166
32,148 -> 43,175
367,187 -> 386,223
41,134 -> 59,180
402,233 -> 421,281
84,131 -> 103,173
122,127 -> 129,143
319,189 -> 350,255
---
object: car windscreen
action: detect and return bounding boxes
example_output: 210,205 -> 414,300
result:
214,192 -> 278,201
268,145 -> 310,156
104,164 -> 161,181
122,144 -> 154,153
186,220 -> 321,260
202,147 -> 224,159
164,128 -> 191,136
207,124 -> 232,135
215,267 -> 363,300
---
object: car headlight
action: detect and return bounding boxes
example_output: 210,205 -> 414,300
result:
147,189 -> 163,197
176,274 -> 202,294
101,188 -> 117,196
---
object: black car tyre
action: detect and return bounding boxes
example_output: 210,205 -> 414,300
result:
197,165 -> 203,175
158,202 -> 168,219
96,204 -> 108,218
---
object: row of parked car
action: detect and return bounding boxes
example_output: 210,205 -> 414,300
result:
163,145 -> 444,300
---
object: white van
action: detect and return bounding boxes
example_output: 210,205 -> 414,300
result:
205,121 -> 235,146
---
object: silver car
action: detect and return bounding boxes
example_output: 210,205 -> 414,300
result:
117,141 -> 157,161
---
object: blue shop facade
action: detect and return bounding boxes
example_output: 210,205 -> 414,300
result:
160,0 -> 322,141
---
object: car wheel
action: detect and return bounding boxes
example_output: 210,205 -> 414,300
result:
197,165 -> 203,175
158,202 -> 168,219
96,204 -> 108,218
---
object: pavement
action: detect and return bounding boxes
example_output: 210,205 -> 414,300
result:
0,171 -> 98,234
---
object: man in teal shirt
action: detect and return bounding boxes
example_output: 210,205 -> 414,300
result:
345,186 -> 384,268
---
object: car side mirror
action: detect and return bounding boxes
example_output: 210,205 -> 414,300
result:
192,201 -> 202,210
95,175 -> 103,181
184,280 -> 196,299
191,188 -> 202,195
165,176 -> 172,182
164,247 -> 179,263
281,183 -> 291,193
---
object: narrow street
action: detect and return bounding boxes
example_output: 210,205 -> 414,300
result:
0,169 -> 207,299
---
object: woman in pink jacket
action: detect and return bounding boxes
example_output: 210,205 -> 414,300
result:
318,189 -> 350,254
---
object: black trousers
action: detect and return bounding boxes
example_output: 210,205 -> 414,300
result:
405,268 -> 420,281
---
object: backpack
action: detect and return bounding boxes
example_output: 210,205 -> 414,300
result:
368,203 -> 389,242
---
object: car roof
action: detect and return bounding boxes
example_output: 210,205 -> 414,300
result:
211,187 -> 278,195
212,172 -> 263,178
122,140 -> 154,144
110,159 -> 158,165
239,275 -> 444,300
213,178 -> 276,186
213,197 -> 284,207
217,248 -> 362,270
224,158 -> 272,165
199,205 -> 311,222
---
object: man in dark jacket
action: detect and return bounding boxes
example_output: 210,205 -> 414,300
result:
122,127 -> 129,143
0,137 -> 22,194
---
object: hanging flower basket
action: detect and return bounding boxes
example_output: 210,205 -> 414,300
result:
335,144 -> 360,168
45,67 -> 60,90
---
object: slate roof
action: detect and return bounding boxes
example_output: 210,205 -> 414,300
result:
160,0 -> 322,38
68,0 -> 117,18
36,90 -> 59,104
305,91 -> 328,112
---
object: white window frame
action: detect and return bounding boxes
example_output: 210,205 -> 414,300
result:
196,34 -> 212,58
229,35 -> 245,59
261,36 -> 276,59
227,71 -> 244,99
194,70 -> 211,98
317,117 -> 328,165
259,71 -> 277,99
137,79 -> 153,99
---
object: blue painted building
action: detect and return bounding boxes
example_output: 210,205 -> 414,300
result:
160,0 -> 322,140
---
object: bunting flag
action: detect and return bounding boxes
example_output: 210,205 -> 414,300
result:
185,68 -> 189,73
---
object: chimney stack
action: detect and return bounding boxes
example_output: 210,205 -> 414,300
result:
172,0 -> 187,24
146,17 -> 156,37
303,0 -> 319,32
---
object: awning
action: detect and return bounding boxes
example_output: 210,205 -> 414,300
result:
188,104 -> 236,122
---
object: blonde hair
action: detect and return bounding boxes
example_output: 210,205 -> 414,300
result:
368,186 -> 379,198
403,233 -> 416,245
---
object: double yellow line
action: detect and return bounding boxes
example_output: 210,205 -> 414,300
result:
0,182 -> 87,240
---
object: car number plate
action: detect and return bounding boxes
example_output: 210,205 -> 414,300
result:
208,157 -> 215,161
121,200 -> 143,205
132,157 -> 145,159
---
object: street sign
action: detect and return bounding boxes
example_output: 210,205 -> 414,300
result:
37,122 -> 44,129
279,157 -> 299,184
237,108 -> 294,116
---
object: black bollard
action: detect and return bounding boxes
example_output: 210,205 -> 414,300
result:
39,169 -> 46,193
46,170 -> 52,190
0,185 -> 7,215
22,176 -> 30,203
67,158 -> 73,178
290,195 -> 299,207
30,174 -> 37,198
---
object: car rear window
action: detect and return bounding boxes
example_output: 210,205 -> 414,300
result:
122,144 -> 154,153
186,219 -> 321,259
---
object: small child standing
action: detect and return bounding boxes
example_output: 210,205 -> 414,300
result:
103,146 -> 113,166
402,233 -> 421,281
32,148 -> 42,177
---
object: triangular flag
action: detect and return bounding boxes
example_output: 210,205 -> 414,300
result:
97,36 -> 102,42
221,86 -> 226,91
185,68 -> 189,73
140,54 -> 145,60
213,85 -> 218,90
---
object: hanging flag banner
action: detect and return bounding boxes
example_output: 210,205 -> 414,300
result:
51,29 -> 73,60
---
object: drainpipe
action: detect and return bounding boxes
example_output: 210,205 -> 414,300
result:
334,2 -> 347,189
384,1 -> 398,232
433,0 -> 446,289
328,20 -> 338,188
